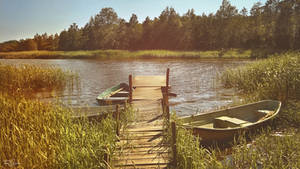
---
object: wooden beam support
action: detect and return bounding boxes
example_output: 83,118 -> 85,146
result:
129,74 -> 132,102
116,104 -> 120,136
166,68 -> 170,89
171,122 -> 177,167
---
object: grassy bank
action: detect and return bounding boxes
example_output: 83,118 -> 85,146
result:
172,52 -> 300,168
0,49 -> 253,59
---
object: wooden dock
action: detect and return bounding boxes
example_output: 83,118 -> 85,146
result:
114,70 -> 171,168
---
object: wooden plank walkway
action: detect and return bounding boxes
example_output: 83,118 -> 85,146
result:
113,75 -> 171,169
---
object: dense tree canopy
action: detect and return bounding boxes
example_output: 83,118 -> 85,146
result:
1,0 -> 299,52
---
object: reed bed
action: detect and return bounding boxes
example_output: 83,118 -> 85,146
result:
221,52 -> 300,103
0,49 -> 252,59
0,93 -> 135,168
230,128 -> 300,169
0,62 -> 78,94
174,126 -> 223,168
0,94 -> 113,168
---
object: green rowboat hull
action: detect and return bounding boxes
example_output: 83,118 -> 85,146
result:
180,100 -> 281,144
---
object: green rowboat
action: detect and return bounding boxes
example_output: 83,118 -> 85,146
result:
180,100 -> 281,144
96,83 -> 129,105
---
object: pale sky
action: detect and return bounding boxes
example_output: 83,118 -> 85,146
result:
0,0 -> 267,42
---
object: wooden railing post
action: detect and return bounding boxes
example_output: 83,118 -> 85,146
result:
166,68 -> 170,89
161,98 -> 165,114
129,75 -> 132,102
165,94 -> 170,121
116,104 -> 120,136
171,121 -> 177,167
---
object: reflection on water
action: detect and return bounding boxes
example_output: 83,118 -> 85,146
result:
1,58 -> 249,116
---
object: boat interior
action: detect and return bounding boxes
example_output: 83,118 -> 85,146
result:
181,100 -> 281,129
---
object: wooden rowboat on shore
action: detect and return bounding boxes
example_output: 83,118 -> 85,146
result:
180,100 -> 281,144
96,83 -> 129,105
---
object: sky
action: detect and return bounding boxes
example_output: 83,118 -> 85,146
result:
0,0 -> 267,43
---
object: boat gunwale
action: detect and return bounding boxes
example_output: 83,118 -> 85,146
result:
179,100 -> 281,131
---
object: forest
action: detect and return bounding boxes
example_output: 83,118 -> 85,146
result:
0,0 -> 300,52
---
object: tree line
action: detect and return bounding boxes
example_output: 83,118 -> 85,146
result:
1,0 -> 300,52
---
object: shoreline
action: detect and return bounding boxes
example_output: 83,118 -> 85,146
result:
0,49 -> 256,59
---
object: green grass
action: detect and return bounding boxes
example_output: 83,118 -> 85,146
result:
0,49 -> 253,59
0,62 -> 78,95
0,94 -> 121,168
230,127 -> 300,168
168,115 -> 223,169
0,95 -> 135,169
221,52 -> 300,103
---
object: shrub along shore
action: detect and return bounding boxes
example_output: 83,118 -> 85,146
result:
0,49 -> 257,59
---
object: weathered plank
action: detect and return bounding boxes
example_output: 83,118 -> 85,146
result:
132,87 -> 163,100
133,76 -> 166,87
114,158 -> 170,167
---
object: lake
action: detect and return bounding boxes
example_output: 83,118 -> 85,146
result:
1,58 -> 249,116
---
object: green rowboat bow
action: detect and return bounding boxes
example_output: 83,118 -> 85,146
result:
96,83 -> 129,105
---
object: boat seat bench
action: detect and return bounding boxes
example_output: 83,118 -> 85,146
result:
111,90 -> 129,97
213,116 -> 250,128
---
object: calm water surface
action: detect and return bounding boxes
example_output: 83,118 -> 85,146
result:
1,59 -> 249,116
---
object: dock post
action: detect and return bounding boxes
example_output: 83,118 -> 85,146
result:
161,98 -> 165,114
166,68 -> 170,89
165,93 -> 170,121
116,104 -> 120,136
171,122 -> 177,167
129,75 -> 132,102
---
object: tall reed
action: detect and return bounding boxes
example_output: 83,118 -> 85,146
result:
221,52 -> 300,103
0,62 -> 78,95
229,128 -> 300,168
168,115 -> 223,169
0,94 -> 120,168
